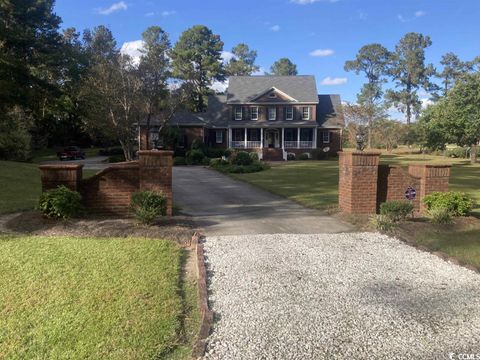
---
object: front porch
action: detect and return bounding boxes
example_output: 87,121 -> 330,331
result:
228,128 -> 317,150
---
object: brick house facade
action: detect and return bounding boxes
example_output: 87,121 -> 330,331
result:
139,75 -> 344,160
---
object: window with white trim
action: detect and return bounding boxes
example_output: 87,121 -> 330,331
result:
285,106 -> 293,120
235,107 -> 242,120
322,131 -> 330,144
251,107 -> 258,120
215,130 -> 223,144
268,107 -> 276,121
302,107 -> 310,120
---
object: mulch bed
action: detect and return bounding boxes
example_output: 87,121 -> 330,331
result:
0,211 -> 197,246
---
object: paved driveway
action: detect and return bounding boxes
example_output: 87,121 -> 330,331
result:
40,156 -> 109,171
173,166 -> 352,235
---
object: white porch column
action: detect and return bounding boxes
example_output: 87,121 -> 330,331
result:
297,127 -> 301,149
228,128 -> 232,148
312,128 -> 317,149
282,128 -> 285,149
260,128 -> 264,148
244,128 -> 247,148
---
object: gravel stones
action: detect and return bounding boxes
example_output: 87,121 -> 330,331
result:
202,233 -> 480,359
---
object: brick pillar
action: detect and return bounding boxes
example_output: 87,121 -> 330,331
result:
408,164 -> 451,212
338,151 -> 381,214
138,150 -> 173,216
39,164 -> 83,191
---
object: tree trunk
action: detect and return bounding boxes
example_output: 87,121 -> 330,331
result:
471,143 -> 478,164
367,115 -> 372,149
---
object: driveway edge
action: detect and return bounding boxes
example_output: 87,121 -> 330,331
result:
192,232 -> 213,358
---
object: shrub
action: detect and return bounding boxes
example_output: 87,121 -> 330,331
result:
299,153 -> 310,160
224,148 -> 234,158
231,151 -> 253,166
173,156 -> 186,166
428,207 -> 453,225
191,138 -> 206,153
130,190 -> 167,225
98,147 -> 124,156
38,186 -> 84,219
379,200 -> 414,222
423,191 -> 474,217
210,158 -> 228,167
445,147 -> 467,158
185,149 -> 205,165
249,152 -> 259,161
205,148 -> 225,158
201,157 -> 211,166
287,153 -> 296,161
370,214 -> 397,232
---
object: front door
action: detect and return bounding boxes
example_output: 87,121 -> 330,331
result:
265,130 -> 279,148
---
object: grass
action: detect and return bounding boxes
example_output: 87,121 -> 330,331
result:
229,154 -> 480,214
411,226 -> 480,268
0,161 -> 97,214
0,235 -> 198,359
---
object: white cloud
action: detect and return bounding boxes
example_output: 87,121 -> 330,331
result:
221,51 -> 235,63
309,48 -> 335,57
120,40 -> 145,65
96,1 -> 127,15
270,24 -> 281,32
145,12 -> 155,17
358,10 -> 368,20
161,10 -> 176,17
253,67 -> 266,76
211,80 -> 229,93
421,97 -> 434,109
398,10 -> 426,22
321,76 -> 347,85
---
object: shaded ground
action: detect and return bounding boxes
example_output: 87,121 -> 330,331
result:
0,211 -> 196,245
173,166 -> 352,235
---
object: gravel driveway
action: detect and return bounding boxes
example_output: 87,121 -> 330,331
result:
203,233 -> 480,359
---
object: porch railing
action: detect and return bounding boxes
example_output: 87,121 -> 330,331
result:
231,141 -> 261,148
284,141 -> 313,149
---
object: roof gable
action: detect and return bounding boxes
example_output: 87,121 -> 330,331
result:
227,75 -> 319,104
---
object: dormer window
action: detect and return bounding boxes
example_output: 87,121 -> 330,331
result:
235,107 -> 242,120
302,107 -> 310,120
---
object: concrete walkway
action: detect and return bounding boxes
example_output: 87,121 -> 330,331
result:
173,166 -> 352,235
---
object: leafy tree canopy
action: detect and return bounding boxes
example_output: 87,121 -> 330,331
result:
225,43 -> 259,76
269,58 -> 298,76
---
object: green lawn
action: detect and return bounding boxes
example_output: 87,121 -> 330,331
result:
0,161 -> 97,214
416,229 -> 480,268
230,154 -> 480,213
0,236 -> 197,359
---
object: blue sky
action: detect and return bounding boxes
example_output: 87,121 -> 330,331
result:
54,0 -> 480,114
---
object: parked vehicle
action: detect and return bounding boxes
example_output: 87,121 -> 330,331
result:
57,146 -> 85,161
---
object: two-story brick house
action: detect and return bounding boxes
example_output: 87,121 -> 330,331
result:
139,75 -> 344,160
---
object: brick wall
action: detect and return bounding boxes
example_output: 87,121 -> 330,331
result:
338,152 -> 451,215
39,150 -> 173,217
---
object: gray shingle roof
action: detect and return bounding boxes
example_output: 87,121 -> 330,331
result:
317,95 -> 344,128
226,76 -> 319,104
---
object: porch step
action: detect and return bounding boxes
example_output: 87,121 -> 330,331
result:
263,148 -> 283,161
